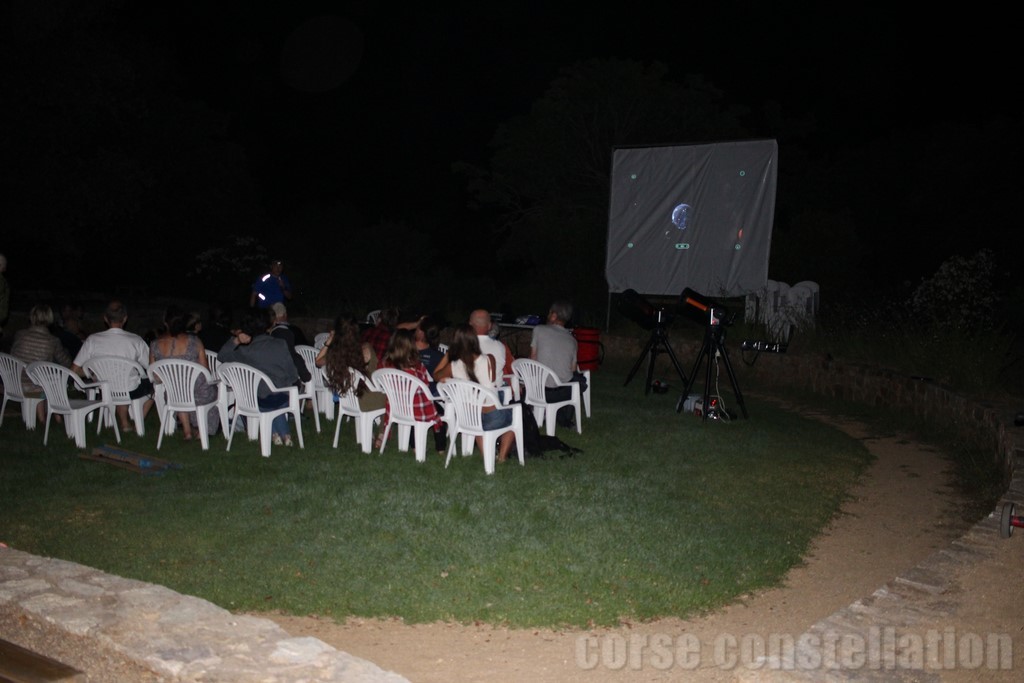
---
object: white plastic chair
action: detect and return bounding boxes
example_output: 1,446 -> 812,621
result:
217,362 -> 305,457
792,280 -> 821,318
80,356 -> 150,437
0,351 -> 44,430
147,358 -> 220,450
366,310 -> 381,326
371,367 -> 439,463
439,379 -> 523,475
511,358 -> 584,436
334,367 -> 386,453
26,361 -> 120,448
296,344 -> 330,424
204,350 -> 233,436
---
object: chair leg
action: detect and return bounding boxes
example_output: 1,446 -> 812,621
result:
332,413 -> 344,449
197,410 -> 210,450
309,398 -> 320,434
259,416 -> 272,457
413,426 -> 428,463
292,409 -> 304,449
156,410 -> 167,450
482,438 -> 496,475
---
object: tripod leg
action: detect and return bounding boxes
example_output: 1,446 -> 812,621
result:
702,337 -> 716,422
624,333 -> 658,387
675,339 -> 708,413
660,336 -> 689,387
644,348 -> 659,395
717,343 -> 749,418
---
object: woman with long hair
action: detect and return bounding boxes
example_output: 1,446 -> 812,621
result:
316,315 -> 386,414
445,323 -> 516,463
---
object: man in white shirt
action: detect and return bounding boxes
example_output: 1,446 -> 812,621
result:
72,300 -> 153,432
470,309 -> 507,386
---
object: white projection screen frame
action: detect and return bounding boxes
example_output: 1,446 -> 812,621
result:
605,139 -> 778,299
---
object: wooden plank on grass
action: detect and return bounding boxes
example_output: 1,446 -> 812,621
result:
90,444 -> 182,470
77,451 -> 160,475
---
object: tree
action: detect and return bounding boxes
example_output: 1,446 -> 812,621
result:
459,59 -> 750,316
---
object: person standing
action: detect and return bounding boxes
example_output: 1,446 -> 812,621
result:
0,253 -> 9,342
249,258 -> 292,309
530,300 -> 587,428
71,299 -> 154,433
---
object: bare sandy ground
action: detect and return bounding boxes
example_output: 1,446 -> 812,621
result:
261,414 -> 1024,681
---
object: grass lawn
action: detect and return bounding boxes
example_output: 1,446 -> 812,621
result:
0,357 -> 875,628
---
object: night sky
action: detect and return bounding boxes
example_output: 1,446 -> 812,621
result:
4,2 -> 1020,303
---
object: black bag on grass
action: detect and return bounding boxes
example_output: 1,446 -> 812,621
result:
521,404 -> 582,459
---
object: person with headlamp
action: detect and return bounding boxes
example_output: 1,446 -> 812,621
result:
249,258 -> 293,309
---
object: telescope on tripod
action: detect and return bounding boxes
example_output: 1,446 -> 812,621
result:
674,288 -> 749,421
619,289 -> 688,395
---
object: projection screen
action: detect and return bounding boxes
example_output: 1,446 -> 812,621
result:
605,139 -> 778,298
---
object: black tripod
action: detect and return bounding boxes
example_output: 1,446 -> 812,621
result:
674,319 -> 749,421
624,318 -> 688,395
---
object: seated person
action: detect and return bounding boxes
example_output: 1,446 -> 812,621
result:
218,308 -> 300,447
71,299 -> 154,433
198,302 -> 233,352
361,307 -> 399,366
11,304 -> 73,424
445,323 -> 516,463
530,300 -> 588,428
316,314 -> 387,416
470,309 -> 507,385
269,302 -> 311,384
150,305 -> 218,440
378,328 -> 443,451
416,315 -> 450,384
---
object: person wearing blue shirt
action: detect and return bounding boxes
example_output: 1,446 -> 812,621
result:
249,259 -> 292,309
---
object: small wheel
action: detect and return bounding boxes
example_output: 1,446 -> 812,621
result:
1000,502 -> 1015,539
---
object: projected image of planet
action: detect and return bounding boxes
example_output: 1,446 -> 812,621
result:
671,203 -> 691,230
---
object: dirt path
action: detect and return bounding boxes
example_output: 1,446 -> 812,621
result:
263,416 -> 1018,682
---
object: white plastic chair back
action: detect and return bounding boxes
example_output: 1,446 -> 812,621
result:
334,367 -> 385,453
217,362 -> 304,457
296,344 -> 327,426
205,350 -> 221,376
0,351 -> 44,429
80,356 -> 149,436
371,367 -> 437,462
204,350 -> 234,435
148,358 -> 219,450
792,280 -> 820,317
438,379 -> 523,475
366,310 -> 381,326
26,361 -> 119,448
510,358 -> 583,436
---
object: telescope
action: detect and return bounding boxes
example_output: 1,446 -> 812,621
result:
618,288 -> 673,331
678,288 -> 733,328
